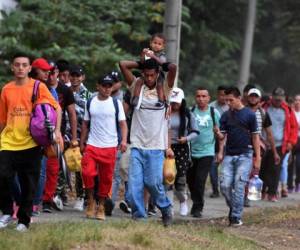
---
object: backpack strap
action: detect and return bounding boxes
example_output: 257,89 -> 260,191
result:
113,97 -> 122,145
210,106 -> 216,127
86,95 -> 96,121
31,80 -> 41,104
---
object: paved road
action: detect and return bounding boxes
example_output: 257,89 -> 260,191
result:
31,191 -> 300,224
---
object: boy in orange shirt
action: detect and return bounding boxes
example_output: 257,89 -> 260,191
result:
0,53 -> 62,232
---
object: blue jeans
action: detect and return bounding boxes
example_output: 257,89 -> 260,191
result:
33,156 -> 47,205
220,152 -> 253,220
128,148 -> 171,218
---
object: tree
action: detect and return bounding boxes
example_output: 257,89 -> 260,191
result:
0,0 -> 164,87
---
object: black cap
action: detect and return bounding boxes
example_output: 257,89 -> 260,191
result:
69,65 -> 84,76
98,74 -> 114,86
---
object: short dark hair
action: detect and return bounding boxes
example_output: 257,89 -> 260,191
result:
56,59 -> 70,72
12,52 -> 31,64
151,33 -> 166,43
143,58 -> 159,72
243,84 -> 256,93
225,86 -> 241,97
196,86 -> 208,92
217,85 -> 227,91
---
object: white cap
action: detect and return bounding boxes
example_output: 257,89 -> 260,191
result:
248,88 -> 261,97
169,87 -> 185,104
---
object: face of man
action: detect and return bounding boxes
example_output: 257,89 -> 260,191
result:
143,68 -> 158,88
294,95 -> 300,109
225,94 -> 242,110
97,83 -> 113,98
272,96 -> 284,108
70,73 -> 84,87
58,70 -> 70,84
35,68 -> 50,82
195,89 -> 210,109
171,102 -> 181,112
247,94 -> 260,107
217,90 -> 226,105
48,68 -> 59,86
11,57 -> 31,79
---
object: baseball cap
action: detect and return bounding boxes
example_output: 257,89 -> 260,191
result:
248,88 -> 261,97
272,87 -> 285,97
98,74 -> 114,86
169,87 -> 185,104
69,65 -> 84,76
110,71 -> 120,83
32,58 -> 54,71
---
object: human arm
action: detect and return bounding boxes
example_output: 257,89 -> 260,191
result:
119,120 -> 128,153
66,103 -> 78,146
252,133 -> 261,170
80,120 -> 89,153
119,61 -> 139,87
166,126 -> 174,158
265,126 -> 280,164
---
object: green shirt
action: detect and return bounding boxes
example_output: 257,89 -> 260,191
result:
191,106 -> 220,158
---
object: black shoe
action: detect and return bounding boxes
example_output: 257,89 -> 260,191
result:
147,207 -> 157,217
230,217 -> 243,227
191,209 -> 202,218
209,192 -> 220,198
42,202 -> 52,213
244,197 -> 251,207
119,200 -> 131,214
104,198 -> 114,216
161,206 -> 173,227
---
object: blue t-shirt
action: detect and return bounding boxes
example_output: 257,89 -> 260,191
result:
220,107 -> 258,155
191,107 -> 220,158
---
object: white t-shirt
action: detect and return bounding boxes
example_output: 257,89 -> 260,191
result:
129,78 -> 171,150
84,96 -> 125,148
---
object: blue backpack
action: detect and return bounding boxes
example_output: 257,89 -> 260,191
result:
86,96 -> 121,145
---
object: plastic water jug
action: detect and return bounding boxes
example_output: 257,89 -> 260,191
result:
248,175 -> 263,201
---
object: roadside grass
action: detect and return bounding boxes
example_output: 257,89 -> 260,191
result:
0,220 -> 261,250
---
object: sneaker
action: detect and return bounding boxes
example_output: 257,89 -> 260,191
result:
230,217 -> 243,227
281,189 -> 288,198
161,206 -> 173,227
295,184 -> 300,193
96,203 -> 106,221
244,197 -> 251,207
0,215 -> 12,229
104,198 -> 114,216
73,198 -> 84,211
52,195 -> 64,211
15,223 -> 28,232
288,188 -> 294,194
147,207 -> 157,217
179,200 -> 188,216
268,194 -> 278,202
209,192 -> 220,198
32,205 -> 40,217
190,205 -> 202,218
119,200 -> 131,214
42,202 -> 53,213
261,192 -> 267,200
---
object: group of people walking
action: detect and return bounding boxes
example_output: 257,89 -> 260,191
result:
1,34 -> 300,232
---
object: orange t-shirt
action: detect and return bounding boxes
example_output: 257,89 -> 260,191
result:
0,78 -> 59,151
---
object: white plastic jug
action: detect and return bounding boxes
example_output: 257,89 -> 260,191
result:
248,175 -> 263,201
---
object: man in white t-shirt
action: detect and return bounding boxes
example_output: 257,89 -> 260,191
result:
119,58 -> 177,226
80,74 -> 127,221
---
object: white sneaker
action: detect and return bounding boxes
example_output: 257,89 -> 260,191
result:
52,195 -> 64,211
73,198 -> 84,211
179,200 -> 188,216
0,215 -> 12,229
15,223 -> 28,232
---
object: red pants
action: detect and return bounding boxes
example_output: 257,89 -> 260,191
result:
82,145 -> 117,198
43,157 -> 59,202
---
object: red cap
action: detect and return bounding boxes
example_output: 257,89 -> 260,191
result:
31,58 -> 53,71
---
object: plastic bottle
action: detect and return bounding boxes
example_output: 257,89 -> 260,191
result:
248,175 -> 263,201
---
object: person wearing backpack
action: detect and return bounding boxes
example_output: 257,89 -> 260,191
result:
187,87 -> 222,218
80,74 -> 127,221
119,58 -> 177,227
168,87 -> 199,216
245,88 -> 280,206
0,53 -> 61,232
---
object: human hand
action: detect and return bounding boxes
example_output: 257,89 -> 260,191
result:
177,137 -> 187,144
166,148 -> 174,158
119,141 -> 127,153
